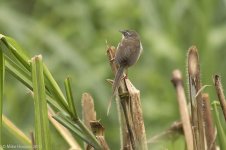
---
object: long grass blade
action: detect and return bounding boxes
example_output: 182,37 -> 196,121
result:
64,77 -> 77,119
212,101 -> 226,149
0,39 -> 4,145
31,55 -> 51,150
1,35 -> 71,116
5,56 -> 66,114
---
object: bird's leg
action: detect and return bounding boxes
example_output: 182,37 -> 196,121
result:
110,57 -> 115,62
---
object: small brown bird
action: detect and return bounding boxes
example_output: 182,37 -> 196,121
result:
112,29 -> 143,95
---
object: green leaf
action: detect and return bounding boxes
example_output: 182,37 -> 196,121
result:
212,101 -> 226,149
64,77 -> 77,119
1,35 -> 30,71
31,55 -> 51,150
43,64 -> 71,115
0,40 -> 4,145
5,57 -> 67,114
53,114 -> 102,149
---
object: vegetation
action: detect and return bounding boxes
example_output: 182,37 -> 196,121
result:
0,0 -> 226,149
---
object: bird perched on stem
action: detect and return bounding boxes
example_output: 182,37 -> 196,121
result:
112,29 -> 143,95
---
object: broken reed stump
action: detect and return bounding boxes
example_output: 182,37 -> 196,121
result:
106,46 -> 148,150
82,93 -> 109,150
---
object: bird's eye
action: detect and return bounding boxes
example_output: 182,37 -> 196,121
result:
125,31 -> 131,36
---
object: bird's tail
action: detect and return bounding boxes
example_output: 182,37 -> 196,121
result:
112,65 -> 124,95
107,66 -> 124,115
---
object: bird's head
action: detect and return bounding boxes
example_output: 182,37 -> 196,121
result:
119,29 -> 139,40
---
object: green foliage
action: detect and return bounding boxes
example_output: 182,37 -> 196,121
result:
1,0 -> 226,149
212,101 -> 226,149
0,37 -> 4,146
0,34 -> 102,149
31,55 -> 51,150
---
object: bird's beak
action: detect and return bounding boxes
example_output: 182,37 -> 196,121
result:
119,30 -> 126,34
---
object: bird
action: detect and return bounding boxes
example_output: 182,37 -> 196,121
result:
112,29 -> 143,95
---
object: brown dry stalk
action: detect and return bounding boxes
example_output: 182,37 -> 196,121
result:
202,93 -> 216,150
90,121 -> 110,150
107,46 -> 131,149
30,132 -> 36,150
81,93 -> 109,150
82,93 -> 97,130
187,46 -> 205,150
106,46 -> 148,150
125,79 -> 148,150
213,75 -> 226,121
171,69 -> 194,150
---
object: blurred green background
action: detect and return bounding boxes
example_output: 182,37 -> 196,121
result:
1,0 -> 226,149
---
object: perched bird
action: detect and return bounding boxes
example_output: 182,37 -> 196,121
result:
112,29 -> 143,95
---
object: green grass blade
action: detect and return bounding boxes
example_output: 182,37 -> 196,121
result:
5,56 -> 66,114
0,39 -> 4,145
1,35 -> 30,71
1,35 -> 71,115
43,64 -> 71,115
64,77 -> 77,119
53,114 -> 102,149
52,114 -> 87,142
5,56 -> 32,89
31,55 -> 51,150
212,101 -> 226,149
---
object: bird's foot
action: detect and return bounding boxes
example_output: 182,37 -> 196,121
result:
110,57 -> 115,62
122,74 -> 128,80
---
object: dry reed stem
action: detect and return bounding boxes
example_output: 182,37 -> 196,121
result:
90,121 -> 110,150
82,93 -> 109,150
214,75 -> 226,121
82,93 -> 97,130
107,46 -> 131,149
187,46 -> 205,150
202,93 -> 216,150
125,79 -> 148,150
107,45 -> 148,150
171,69 -> 194,150
30,132 -> 36,150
